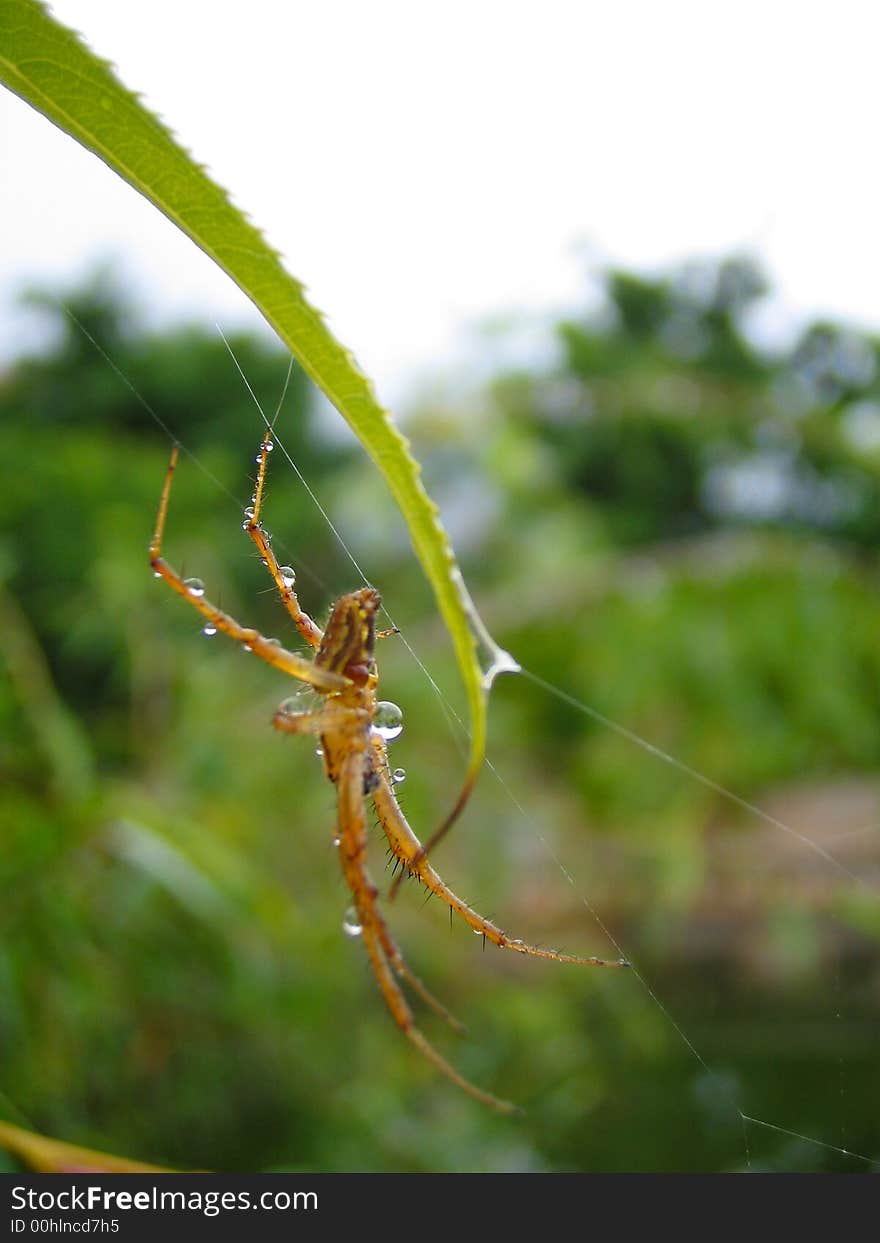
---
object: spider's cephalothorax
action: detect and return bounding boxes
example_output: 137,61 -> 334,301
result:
316,587 -> 381,686
150,429 -> 628,1113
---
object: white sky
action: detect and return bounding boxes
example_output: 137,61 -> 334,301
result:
2,0 -> 879,402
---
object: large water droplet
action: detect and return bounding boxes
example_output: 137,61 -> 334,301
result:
183,577 -> 205,598
343,907 -> 363,938
279,566 -> 297,589
243,506 -> 255,521
202,622 -> 218,637
392,768 -> 406,785
260,439 -> 274,453
278,690 -> 308,715
373,701 -> 403,742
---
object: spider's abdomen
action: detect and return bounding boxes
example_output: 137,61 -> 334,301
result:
316,587 -> 381,686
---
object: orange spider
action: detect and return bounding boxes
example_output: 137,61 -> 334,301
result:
149,430 -> 628,1111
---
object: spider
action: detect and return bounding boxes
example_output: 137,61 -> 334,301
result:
149,429 -> 628,1112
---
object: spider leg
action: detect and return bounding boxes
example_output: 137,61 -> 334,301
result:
275,704 -> 465,1034
380,942 -> 467,1035
244,430 -> 324,649
150,447 -> 346,694
370,736 -> 629,968
387,772 -> 476,901
272,704 -> 362,736
335,747 -> 516,1111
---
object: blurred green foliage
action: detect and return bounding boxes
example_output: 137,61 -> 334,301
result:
1,257 -> 879,1171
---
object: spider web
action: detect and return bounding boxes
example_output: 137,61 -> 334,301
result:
52,312 -> 880,1171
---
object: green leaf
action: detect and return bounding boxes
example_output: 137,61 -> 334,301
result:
0,1119 -> 171,1172
0,0 -> 517,817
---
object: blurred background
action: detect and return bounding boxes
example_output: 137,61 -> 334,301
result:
1,1 -> 879,1172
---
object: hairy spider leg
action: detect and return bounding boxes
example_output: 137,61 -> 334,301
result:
246,427 -> 399,646
387,771 -> 477,902
370,734 -> 629,968
273,703 -> 465,1035
244,429 -> 324,649
149,445 -> 346,693
335,745 -> 517,1113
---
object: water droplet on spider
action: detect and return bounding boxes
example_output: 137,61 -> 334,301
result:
243,643 -> 253,653
260,440 -> 274,453
332,835 -> 341,849
373,701 -> 403,741
315,746 -> 324,758
279,566 -> 297,588
183,577 -> 205,597
391,768 -> 406,785
243,506 -> 255,521
278,691 -> 308,714
152,570 -> 162,579
342,907 -> 363,938
202,622 -> 218,637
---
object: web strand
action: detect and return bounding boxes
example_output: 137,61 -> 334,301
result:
63,307 -> 235,506
518,669 -> 871,891
739,1115 -> 877,1169
218,326 -> 376,592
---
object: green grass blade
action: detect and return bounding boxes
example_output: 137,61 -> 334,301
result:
0,1119 -> 171,1172
0,0 -> 518,811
